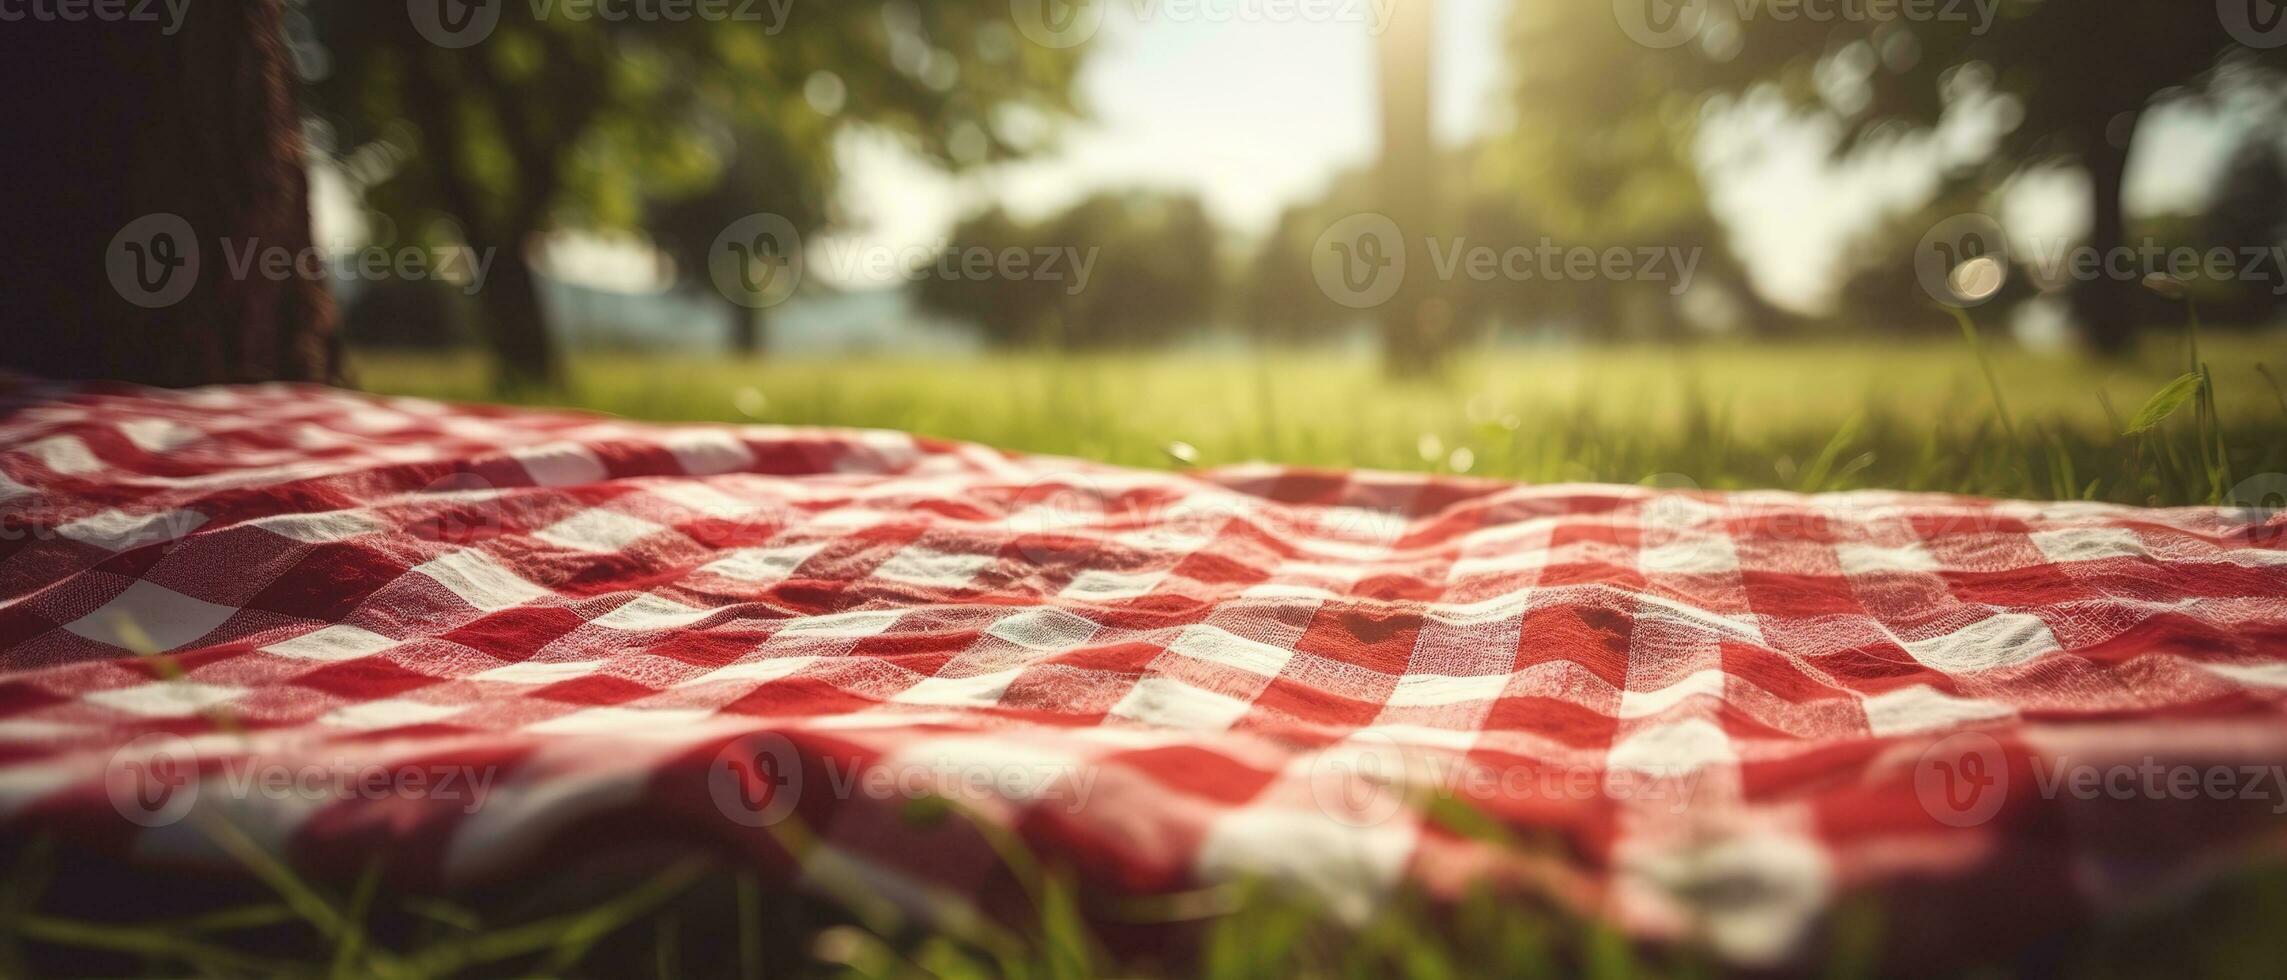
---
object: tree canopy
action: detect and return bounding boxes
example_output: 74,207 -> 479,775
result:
301,0 -> 1089,387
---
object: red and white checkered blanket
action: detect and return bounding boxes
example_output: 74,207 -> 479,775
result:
2,376 -> 2285,964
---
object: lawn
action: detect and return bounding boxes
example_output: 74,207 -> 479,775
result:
356,337 -> 2287,507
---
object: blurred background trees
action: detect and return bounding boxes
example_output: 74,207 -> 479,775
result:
272,0 -> 2287,386
916,190 -> 1219,348
301,0 -> 1087,388
1596,0 -> 2287,355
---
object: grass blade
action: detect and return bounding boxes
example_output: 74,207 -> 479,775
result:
2123,373 -> 2203,436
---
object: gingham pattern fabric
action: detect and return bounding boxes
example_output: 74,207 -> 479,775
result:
3,376 -> 2286,964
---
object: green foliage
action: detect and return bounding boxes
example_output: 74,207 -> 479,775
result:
916,190 -> 1222,348
1508,0 -> 2287,349
298,0 -> 1091,383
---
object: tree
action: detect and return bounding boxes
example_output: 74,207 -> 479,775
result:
645,125 -> 833,355
916,191 -> 1221,348
0,0 -> 338,386
1569,0 -> 2279,354
1494,0 -> 1762,341
1374,0 -> 1445,374
2199,128 -> 2287,325
304,2 -> 1086,389
1831,195 -> 2037,335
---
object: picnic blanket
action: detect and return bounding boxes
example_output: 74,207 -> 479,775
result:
2,375 -> 2285,965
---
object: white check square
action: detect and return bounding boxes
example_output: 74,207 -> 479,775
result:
872,546 -> 995,588
534,509 -> 671,553
468,660 -> 607,684
1386,672 -> 1512,707
411,550 -> 553,612
261,624 -> 398,662
1109,677 -> 1255,731
984,608 -> 1100,650
701,542 -> 828,583
1061,568 -> 1168,601
85,681 -> 244,718
1165,625 -> 1296,678
322,698 -> 465,730
64,580 -> 235,651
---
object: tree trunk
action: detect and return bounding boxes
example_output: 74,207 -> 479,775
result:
2074,117 -> 2140,359
471,245 -> 560,392
0,0 -> 340,386
1375,0 -> 1445,377
726,298 -> 765,356
402,63 -> 568,393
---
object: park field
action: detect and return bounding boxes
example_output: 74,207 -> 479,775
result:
355,338 -> 2287,507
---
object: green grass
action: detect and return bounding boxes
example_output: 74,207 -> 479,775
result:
11,335 -> 2287,976
354,337 -> 2287,506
